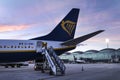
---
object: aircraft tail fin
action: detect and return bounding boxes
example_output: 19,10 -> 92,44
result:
31,8 -> 79,41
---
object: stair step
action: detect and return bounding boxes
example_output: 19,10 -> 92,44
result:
36,45 -> 65,76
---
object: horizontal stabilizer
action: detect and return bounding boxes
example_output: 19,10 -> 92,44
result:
61,30 -> 104,46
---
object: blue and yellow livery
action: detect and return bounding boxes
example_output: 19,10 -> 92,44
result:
0,8 -> 104,62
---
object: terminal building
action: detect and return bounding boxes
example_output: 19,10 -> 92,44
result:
60,48 -> 120,63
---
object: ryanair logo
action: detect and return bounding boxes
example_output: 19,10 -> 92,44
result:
61,20 -> 76,36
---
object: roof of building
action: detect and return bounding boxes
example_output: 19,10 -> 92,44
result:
100,48 -> 116,53
64,52 -> 71,55
85,50 -> 99,53
73,51 -> 83,54
117,48 -> 120,51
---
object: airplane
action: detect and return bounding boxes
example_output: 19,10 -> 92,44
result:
0,8 -> 104,63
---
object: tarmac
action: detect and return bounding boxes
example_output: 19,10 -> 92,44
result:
0,63 -> 120,80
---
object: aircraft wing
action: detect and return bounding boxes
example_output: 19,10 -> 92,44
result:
61,30 -> 104,46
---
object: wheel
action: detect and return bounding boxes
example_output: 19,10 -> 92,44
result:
34,64 -> 41,71
41,68 -> 45,73
5,65 -> 8,68
61,71 -> 65,75
16,65 -> 21,68
11,65 -> 15,68
34,65 -> 38,71
49,69 -> 54,75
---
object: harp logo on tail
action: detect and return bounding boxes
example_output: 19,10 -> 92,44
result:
61,20 -> 76,36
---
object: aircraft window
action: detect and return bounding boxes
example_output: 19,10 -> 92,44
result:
0,46 -> 2,48
28,46 -> 30,48
25,46 -> 27,48
4,46 -> 6,48
7,46 -> 9,48
11,46 -> 13,48
21,46 -> 23,48
18,46 -> 20,48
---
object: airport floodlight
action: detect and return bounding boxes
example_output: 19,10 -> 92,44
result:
105,38 -> 109,48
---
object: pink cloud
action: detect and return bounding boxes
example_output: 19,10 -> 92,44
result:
0,24 -> 30,32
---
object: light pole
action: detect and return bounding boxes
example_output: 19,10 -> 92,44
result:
105,38 -> 109,48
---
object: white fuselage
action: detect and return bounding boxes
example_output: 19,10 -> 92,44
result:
0,40 -> 64,52
0,39 -> 75,62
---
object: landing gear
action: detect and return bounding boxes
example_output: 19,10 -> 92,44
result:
49,69 -> 54,75
34,63 -> 42,71
34,58 -> 46,73
34,62 -> 48,73
11,65 -> 15,68
5,65 -> 8,68
16,65 -> 21,68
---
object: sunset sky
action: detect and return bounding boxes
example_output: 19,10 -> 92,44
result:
0,0 -> 119,51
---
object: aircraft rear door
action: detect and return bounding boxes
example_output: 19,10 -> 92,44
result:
36,41 -> 43,53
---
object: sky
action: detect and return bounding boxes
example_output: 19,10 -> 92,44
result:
0,0 -> 119,51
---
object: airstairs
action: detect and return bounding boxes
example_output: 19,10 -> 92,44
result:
35,41 -> 66,76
